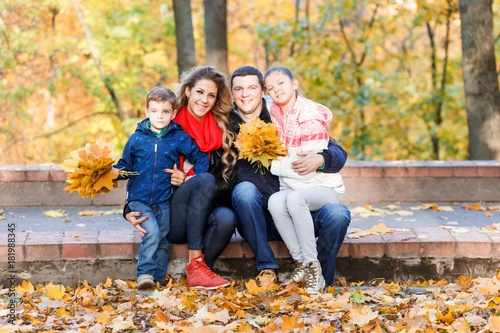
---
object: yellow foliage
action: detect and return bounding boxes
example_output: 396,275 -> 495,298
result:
234,118 -> 287,170
61,138 -> 137,199
45,282 -> 66,300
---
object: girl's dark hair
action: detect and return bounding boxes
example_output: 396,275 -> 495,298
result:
263,66 -> 294,81
263,65 -> 304,97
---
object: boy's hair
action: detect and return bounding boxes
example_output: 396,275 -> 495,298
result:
230,66 -> 264,90
146,86 -> 176,109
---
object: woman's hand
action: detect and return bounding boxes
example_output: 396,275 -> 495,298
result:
165,164 -> 186,186
291,151 -> 325,175
125,211 -> 148,237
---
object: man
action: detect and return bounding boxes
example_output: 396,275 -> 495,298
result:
229,66 -> 351,287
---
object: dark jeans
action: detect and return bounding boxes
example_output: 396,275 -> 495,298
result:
232,181 -> 351,285
169,172 -> 236,269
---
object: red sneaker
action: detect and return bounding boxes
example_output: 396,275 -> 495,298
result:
186,255 -> 230,289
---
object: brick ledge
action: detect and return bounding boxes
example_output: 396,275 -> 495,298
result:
1,227 -> 499,263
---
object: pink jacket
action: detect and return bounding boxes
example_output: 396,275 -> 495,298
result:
270,96 -> 344,192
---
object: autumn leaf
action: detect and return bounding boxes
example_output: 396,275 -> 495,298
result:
45,282 -> 66,300
245,279 -> 265,295
15,280 -> 35,293
457,275 -> 473,289
349,305 -> 378,327
464,203 -> 485,211
43,210 -> 67,218
62,138 -> 137,199
347,223 -> 409,238
234,118 -> 287,170
280,313 -> 304,331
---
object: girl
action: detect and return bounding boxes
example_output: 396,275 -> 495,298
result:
264,66 -> 345,294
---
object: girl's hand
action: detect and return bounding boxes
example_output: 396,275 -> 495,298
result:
164,164 -> 186,186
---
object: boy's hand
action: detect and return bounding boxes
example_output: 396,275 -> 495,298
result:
111,167 -> 120,175
292,151 -> 325,175
125,211 -> 148,237
164,164 -> 186,186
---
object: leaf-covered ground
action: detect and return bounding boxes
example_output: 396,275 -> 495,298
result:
1,272 -> 500,332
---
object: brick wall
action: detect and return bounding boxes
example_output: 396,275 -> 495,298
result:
1,161 -> 499,207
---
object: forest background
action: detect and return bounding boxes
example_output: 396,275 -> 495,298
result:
1,0 -> 499,165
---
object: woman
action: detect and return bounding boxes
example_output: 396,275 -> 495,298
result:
125,66 -> 237,289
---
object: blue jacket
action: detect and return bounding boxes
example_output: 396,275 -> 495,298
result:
229,99 -> 347,208
115,119 -> 209,205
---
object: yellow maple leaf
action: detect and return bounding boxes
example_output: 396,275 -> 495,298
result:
96,312 -> 109,325
43,210 -> 67,218
349,306 -> 379,327
457,275 -> 473,289
234,118 -> 287,170
15,280 -> 35,293
464,202 -> 485,211
280,313 -> 303,331
62,138 -> 127,199
45,282 -> 66,300
55,307 -> 70,316
436,305 -> 455,324
245,279 -> 264,295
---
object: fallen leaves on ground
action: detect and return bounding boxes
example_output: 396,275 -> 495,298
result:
347,223 -> 409,239
2,274 -> 500,332
42,210 -> 67,218
78,209 -> 121,216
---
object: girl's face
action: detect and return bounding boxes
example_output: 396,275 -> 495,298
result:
185,79 -> 218,121
265,71 -> 298,112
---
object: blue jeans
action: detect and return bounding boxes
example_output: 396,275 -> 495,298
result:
232,181 -> 351,285
129,200 -> 170,283
169,173 -> 237,269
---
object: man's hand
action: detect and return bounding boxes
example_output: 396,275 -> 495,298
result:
165,164 -> 186,186
291,151 -> 325,175
125,211 -> 148,237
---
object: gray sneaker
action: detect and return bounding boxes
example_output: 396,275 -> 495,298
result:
283,261 -> 306,285
304,262 -> 325,294
290,261 -> 306,283
137,274 -> 155,290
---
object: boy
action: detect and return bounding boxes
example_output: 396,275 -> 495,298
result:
114,86 -> 209,289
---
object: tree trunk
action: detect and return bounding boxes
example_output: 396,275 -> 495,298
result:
203,0 -> 228,74
459,0 -> 500,159
72,0 -> 124,121
173,0 -> 196,78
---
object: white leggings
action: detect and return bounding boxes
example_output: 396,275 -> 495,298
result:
268,186 -> 343,265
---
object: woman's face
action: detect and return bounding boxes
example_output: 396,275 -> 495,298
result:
185,79 -> 218,121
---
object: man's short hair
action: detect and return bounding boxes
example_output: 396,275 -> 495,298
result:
230,66 -> 264,90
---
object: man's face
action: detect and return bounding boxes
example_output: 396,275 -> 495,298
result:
231,75 -> 264,120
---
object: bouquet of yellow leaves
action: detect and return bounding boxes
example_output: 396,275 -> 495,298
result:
61,138 -> 137,199
234,118 -> 287,171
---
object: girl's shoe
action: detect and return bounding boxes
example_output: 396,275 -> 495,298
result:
304,262 -> 325,294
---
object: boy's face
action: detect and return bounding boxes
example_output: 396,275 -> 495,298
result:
146,101 -> 176,132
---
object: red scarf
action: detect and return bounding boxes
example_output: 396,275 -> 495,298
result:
174,106 -> 223,175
